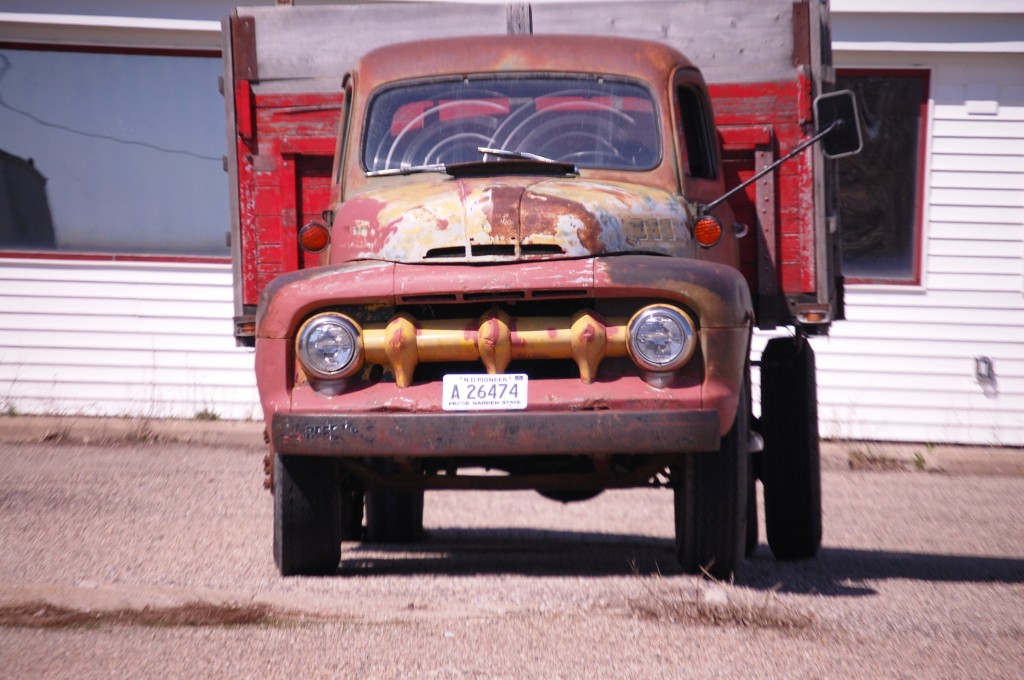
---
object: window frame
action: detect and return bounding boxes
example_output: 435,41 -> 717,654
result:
837,67 -> 930,286
674,82 -> 718,182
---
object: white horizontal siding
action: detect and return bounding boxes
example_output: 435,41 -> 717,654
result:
931,155 -> 1021,172
0,259 -> 260,420
929,238 -> 1022,258
931,137 -> 1024,156
931,170 -> 1021,190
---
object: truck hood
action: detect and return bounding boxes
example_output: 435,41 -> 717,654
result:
330,176 -> 693,263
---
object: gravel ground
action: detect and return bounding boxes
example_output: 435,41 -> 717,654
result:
0,417 -> 1022,678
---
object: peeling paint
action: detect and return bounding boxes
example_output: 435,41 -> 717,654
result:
330,177 -> 693,264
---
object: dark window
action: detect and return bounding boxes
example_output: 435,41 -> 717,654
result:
676,85 -> 716,180
837,69 -> 929,283
0,47 -> 227,256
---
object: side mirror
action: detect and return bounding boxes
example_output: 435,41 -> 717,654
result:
814,90 -> 863,159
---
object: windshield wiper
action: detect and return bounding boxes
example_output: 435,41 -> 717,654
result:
366,162 -> 448,177
478,147 -> 561,164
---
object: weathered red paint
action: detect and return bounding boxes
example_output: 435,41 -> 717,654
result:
232,87 -> 343,310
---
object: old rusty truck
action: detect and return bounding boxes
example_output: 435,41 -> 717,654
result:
223,1 -> 862,577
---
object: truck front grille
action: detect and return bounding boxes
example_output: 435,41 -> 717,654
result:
360,308 -> 629,387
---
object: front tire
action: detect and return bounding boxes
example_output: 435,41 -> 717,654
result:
673,380 -> 749,579
273,454 -> 342,576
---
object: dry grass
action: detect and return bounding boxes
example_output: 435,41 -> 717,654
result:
847,449 -> 910,472
629,586 -> 815,630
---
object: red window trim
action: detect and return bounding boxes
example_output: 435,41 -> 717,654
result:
0,251 -> 230,265
0,41 -> 220,59
838,68 -> 930,286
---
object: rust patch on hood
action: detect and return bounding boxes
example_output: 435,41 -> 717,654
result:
469,182 -> 524,247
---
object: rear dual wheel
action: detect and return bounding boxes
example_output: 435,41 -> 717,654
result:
364,458 -> 425,544
760,336 -> 822,560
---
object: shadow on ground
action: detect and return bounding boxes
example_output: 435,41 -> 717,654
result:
339,527 -> 1024,596
342,528 -> 679,577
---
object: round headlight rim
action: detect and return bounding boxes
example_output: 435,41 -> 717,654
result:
627,304 -> 698,373
296,312 -> 364,381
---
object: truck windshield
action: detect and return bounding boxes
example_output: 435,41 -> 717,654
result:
363,76 -> 660,174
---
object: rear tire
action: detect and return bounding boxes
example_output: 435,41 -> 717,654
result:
364,458 -> 425,543
339,483 -> 365,542
760,336 -> 822,560
745,464 -> 759,558
273,454 -> 342,576
674,380 -> 749,579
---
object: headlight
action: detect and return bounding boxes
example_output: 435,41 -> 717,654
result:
297,313 -> 362,380
627,305 -> 697,372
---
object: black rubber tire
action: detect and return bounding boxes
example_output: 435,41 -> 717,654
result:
673,380 -> 749,579
760,336 -> 823,560
273,454 -> 342,576
364,458 -> 425,544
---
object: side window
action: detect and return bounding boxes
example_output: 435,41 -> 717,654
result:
676,85 -> 716,180
837,69 -> 929,284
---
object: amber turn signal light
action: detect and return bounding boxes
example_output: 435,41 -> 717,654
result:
299,221 -> 330,253
693,215 -> 722,248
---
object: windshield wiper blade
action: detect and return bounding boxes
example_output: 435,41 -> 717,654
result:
478,147 -> 561,164
366,162 -> 448,177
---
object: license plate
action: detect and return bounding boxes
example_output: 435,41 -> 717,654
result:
442,374 -> 528,411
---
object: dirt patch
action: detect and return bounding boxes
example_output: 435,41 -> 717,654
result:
0,601 -> 281,629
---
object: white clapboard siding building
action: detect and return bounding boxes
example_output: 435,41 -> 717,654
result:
0,1 -> 1022,445
800,1 -> 1024,445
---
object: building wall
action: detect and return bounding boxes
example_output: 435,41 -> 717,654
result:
0,1 -> 1022,445
0,258 -> 259,419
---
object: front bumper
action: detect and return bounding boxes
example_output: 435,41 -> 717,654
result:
272,409 -> 719,457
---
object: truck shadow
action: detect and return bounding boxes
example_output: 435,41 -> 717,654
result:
341,528 -> 678,577
339,528 -> 1024,595
738,545 -> 1024,596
